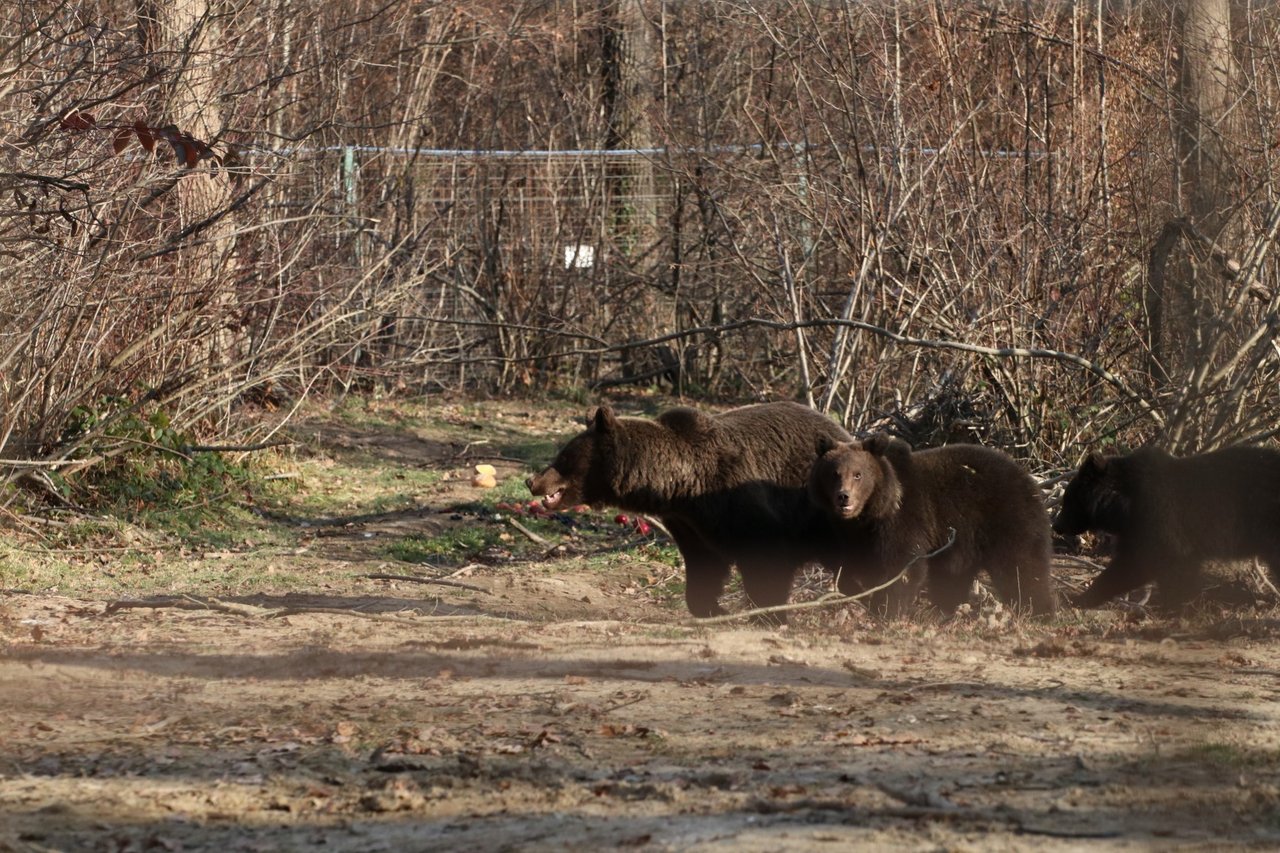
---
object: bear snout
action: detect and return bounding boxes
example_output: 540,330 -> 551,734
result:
832,492 -> 863,519
1050,509 -> 1082,537
527,470 -> 550,495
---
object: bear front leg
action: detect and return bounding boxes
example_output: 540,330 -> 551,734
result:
834,552 -> 924,617
666,519 -> 732,618
925,563 -> 974,614
1071,547 -> 1154,608
731,559 -> 804,626
867,568 -> 926,617
738,561 -> 800,615
685,564 -> 732,617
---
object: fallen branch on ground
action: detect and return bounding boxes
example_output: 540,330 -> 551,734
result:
691,529 -> 956,625
105,596 -> 272,618
103,594 -> 522,624
508,517 -> 550,545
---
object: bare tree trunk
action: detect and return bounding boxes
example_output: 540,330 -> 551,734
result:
601,0 -> 667,382
1149,0 -> 1239,395
138,0 -> 239,414
602,0 -> 658,239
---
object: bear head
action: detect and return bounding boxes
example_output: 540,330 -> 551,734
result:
526,406 -> 619,511
807,434 -> 906,522
1052,452 -> 1132,536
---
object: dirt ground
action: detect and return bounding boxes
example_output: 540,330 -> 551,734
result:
4,399 -> 1280,852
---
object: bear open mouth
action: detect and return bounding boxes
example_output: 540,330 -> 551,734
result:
541,488 -> 565,510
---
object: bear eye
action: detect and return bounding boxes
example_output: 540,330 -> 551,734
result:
853,472 -> 862,481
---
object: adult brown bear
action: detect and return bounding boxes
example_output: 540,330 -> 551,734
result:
527,402 -> 850,617
1053,446 -> 1280,608
808,434 -> 1056,616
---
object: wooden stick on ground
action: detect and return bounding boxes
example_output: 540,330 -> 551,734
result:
362,573 -> 490,594
691,529 -> 956,626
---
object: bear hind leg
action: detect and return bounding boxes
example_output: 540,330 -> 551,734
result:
1153,559 -> 1205,609
985,549 -> 1057,615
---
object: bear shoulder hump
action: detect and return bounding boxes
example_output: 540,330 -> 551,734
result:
656,406 -> 711,437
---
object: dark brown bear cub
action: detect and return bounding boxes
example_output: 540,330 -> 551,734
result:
1053,446 -> 1280,608
527,402 -> 850,618
808,434 -> 1056,616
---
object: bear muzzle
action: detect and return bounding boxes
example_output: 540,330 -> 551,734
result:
1050,510 -> 1081,536
833,492 -> 864,519
527,469 -> 568,509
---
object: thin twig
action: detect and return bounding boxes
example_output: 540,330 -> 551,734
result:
1252,558 -> 1280,600
266,606 -> 521,625
363,573 -> 490,594
181,439 -> 293,453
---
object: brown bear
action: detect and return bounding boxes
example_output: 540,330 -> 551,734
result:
526,402 -> 850,617
1053,446 -> 1280,608
808,434 -> 1056,616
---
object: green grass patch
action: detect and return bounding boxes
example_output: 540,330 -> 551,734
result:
385,527 -> 496,565
328,395 -> 435,433
1175,742 -> 1280,770
269,460 -> 443,520
499,437 -> 564,466
3,394 -> 688,596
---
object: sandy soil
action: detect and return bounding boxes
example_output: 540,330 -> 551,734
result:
3,401 -> 1280,852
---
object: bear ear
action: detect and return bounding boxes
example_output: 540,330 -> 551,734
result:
860,433 -> 890,455
1082,452 -> 1109,473
591,406 -> 618,433
814,436 -> 845,458
863,432 -> 912,460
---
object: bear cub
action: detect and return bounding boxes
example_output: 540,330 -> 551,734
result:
527,402 -> 850,618
808,434 -> 1056,616
1053,445 -> 1280,608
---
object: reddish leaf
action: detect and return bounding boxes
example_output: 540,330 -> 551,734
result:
134,120 -> 155,153
156,126 -> 187,166
60,111 -> 95,131
181,139 -> 200,168
112,128 -> 133,154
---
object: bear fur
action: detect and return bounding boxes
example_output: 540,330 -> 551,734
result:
1053,445 -> 1280,608
808,434 -> 1056,616
526,402 -> 850,617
